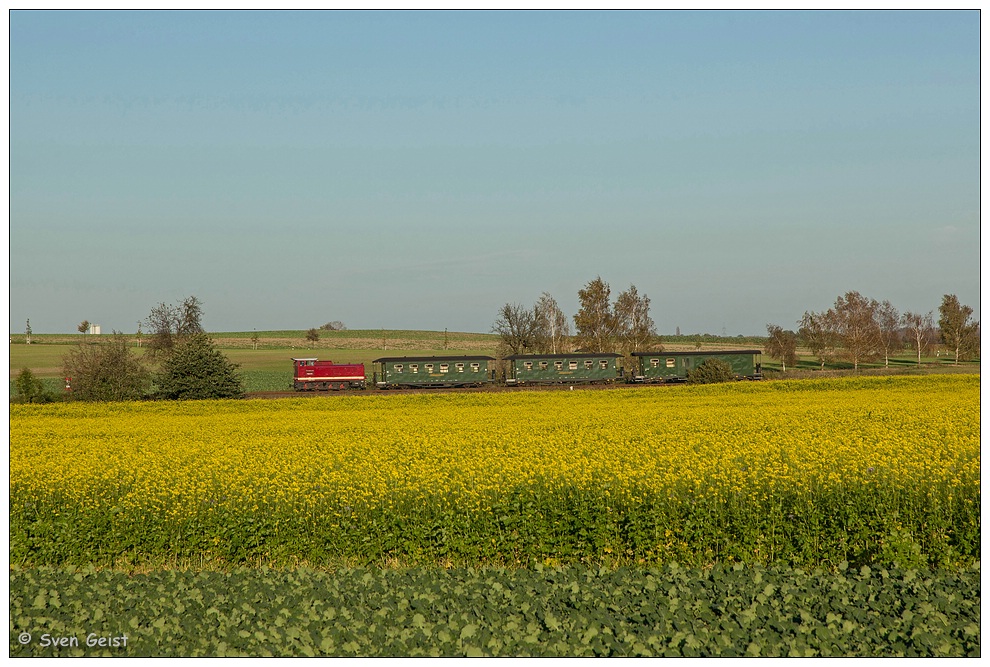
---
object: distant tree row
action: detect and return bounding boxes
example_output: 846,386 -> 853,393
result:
764,292 -> 979,371
491,277 -> 659,360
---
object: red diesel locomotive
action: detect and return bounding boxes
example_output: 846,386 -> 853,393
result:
291,358 -> 366,391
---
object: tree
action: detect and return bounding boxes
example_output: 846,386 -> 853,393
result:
764,324 -> 798,372
830,291 -> 880,370
902,311 -> 937,367
306,328 -> 321,346
614,284 -> 658,357
492,302 -> 538,355
78,320 -> 90,334
251,330 -> 260,350
154,333 -> 243,400
144,296 -> 206,358
61,332 -> 151,401
573,277 -> 617,353
533,292 -> 570,354
874,300 -> 901,368
938,294 -> 980,365
25,319 -> 31,344
686,358 -> 734,384
799,310 -> 837,371
320,321 -> 347,331
13,368 -> 50,403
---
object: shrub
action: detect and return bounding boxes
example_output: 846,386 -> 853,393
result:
686,358 -> 734,384
60,333 -> 151,401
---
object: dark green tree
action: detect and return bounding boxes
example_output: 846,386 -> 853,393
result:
13,368 -> 51,403
686,357 -> 734,384
154,333 -> 243,400
61,332 -> 151,401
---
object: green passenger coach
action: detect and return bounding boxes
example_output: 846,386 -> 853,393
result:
373,355 -> 495,389
506,353 -> 623,385
632,350 -> 762,383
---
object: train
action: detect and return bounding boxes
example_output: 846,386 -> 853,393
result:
292,349 -> 762,391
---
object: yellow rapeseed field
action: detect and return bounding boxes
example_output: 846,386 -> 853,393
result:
9,375 -> 980,567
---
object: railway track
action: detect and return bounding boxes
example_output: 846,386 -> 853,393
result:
244,381 -> 639,400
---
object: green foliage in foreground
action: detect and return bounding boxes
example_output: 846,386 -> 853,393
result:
9,564 -> 980,657
11,480 -> 979,571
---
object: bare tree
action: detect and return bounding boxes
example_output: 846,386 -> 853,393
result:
614,284 -> 658,356
874,300 -> 901,368
938,294 -> 980,365
764,324 -> 798,372
492,303 -> 538,355
830,291 -> 880,370
902,311 -> 937,367
144,296 -> 205,358
533,292 -> 570,354
799,310 -> 837,371
573,276 -> 618,353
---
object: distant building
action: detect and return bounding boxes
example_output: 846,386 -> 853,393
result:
88,324 -> 101,335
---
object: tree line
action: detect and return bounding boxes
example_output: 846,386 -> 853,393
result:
491,277 -> 659,360
764,292 -> 979,372
15,296 -> 244,403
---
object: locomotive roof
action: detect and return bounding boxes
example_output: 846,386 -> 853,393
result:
372,355 -> 495,363
506,352 -> 622,360
631,349 -> 762,356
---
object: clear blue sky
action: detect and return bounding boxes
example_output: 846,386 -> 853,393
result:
9,9 -> 980,335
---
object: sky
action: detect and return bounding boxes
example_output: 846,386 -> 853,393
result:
8,9 -> 981,336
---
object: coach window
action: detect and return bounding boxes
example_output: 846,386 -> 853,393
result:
569,361 -> 578,370
600,360 -> 608,370
539,361 -> 548,371
554,361 -> 563,371
666,358 -> 675,368
651,358 -> 660,368
456,363 -> 464,373
584,360 -> 593,369
470,363 -> 480,372
426,364 -> 434,373
683,358 -> 692,368
395,364 -> 403,373
410,364 -> 418,373
524,361 -> 533,371
440,364 -> 449,374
